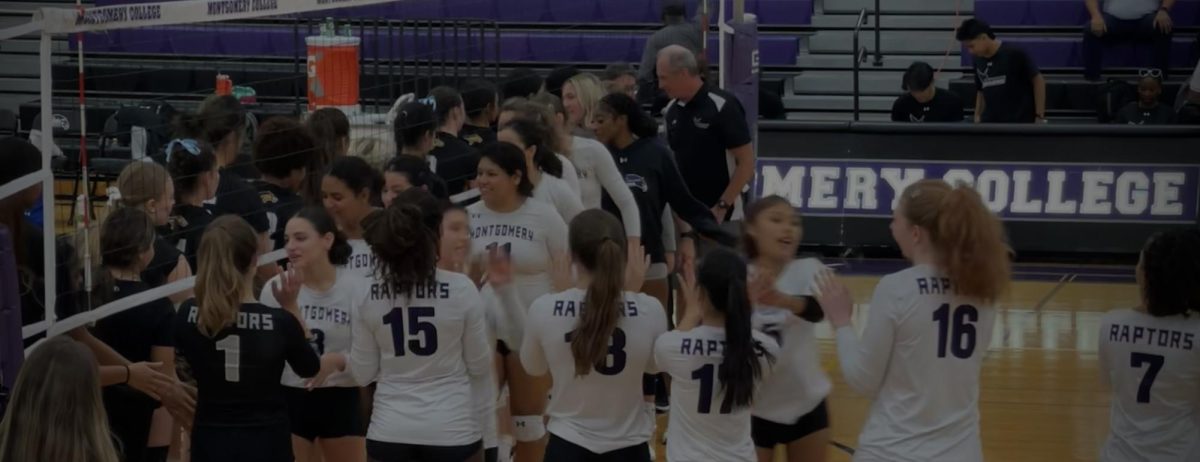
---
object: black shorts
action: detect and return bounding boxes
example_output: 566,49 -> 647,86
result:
367,439 -> 482,462
751,400 -> 830,448
642,374 -> 657,396
103,385 -> 158,462
496,340 -> 511,356
191,423 -> 292,462
544,433 -> 650,462
283,386 -> 365,441
484,447 -> 497,462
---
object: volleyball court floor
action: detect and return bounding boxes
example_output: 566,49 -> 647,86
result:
653,260 -> 1132,462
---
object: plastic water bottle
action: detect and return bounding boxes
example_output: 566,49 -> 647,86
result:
321,17 -> 334,37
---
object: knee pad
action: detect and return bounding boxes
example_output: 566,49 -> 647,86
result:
511,415 -> 546,442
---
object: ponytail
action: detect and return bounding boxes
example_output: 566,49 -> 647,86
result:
362,197 -> 439,296
567,209 -> 628,377
901,179 -> 1011,304
698,248 -> 772,410
598,93 -> 658,139
500,117 -> 563,178
195,215 -> 259,337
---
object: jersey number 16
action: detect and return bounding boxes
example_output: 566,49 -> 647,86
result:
933,304 -> 978,359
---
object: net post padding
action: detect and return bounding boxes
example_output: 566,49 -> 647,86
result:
37,0 -> 402,34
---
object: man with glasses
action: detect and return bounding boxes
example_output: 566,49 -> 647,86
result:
1083,0 -> 1174,81
1114,70 -> 1174,124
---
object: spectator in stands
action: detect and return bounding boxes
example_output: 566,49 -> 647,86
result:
460,78 -> 500,148
305,108 -> 350,205
638,1 -> 704,107
429,86 -> 480,195
891,62 -> 965,122
956,19 -> 1047,123
253,118 -> 314,254
562,73 -> 605,138
658,44 -> 754,274
1114,73 -> 1175,124
0,336 -> 121,462
601,63 -> 639,99
502,68 -> 544,100
543,66 -> 581,99
1177,59 -> 1200,123
392,101 -> 450,199
1084,0 -> 1174,81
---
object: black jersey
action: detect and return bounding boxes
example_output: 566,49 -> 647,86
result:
141,235 -> 182,287
174,301 -> 319,427
94,280 -> 175,362
459,124 -> 497,148
602,137 -> 734,264
161,204 -> 213,271
207,170 -> 270,234
430,132 -> 481,195
252,180 -> 304,253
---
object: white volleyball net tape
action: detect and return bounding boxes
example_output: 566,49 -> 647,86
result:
2,0 -> 720,354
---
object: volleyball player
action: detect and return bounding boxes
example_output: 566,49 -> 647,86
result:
164,137 -> 219,271
174,215 -> 320,462
429,86 -> 481,195
113,161 -> 191,301
813,179 -> 1011,462
253,118 -> 314,254
498,119 -> 583,223
1098,228 -> 1200,461
390,102 -> 449,200
741,196 -> 831,462
528,92 -> 641,247
654,247 -> 778,462
305,108 -> 350,203
259,207 -> 369,462
322,156 -> 383,281
349,196 -> 491,462
468,143 -> 569,462
561,73 -> 604,138
93,207 -> 178,462
498,98 -> 580,195
591,92 -> 734,307
460,78 -> 500,147
519,209 -> 666,461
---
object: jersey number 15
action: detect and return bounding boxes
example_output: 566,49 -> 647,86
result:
383,306 -> 439,356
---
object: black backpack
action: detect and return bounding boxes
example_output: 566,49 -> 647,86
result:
101,101 -> 178,161
1096,79 -> 1136,123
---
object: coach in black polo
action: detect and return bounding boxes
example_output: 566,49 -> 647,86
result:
657,44 -> 755,225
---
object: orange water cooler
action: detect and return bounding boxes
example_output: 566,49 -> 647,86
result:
306,36 -> 361,112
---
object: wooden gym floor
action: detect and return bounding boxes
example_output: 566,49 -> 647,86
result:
655,263 -> 1134,462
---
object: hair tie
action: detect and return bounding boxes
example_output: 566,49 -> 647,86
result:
106,186 -> 123,208
165,138 -> 202,163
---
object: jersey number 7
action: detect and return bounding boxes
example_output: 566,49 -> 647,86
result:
1130,352 -> 1164,404
383,306 -> 439,356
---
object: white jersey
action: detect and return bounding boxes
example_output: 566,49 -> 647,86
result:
467,199 -> 569,345
259,269 -> 369,388
556,153 -> 580,197
349,269 -> 492,446
750,258 -> 832,423
519,288 -> 668,453
654,326 -> 779,462
1098,308 -> 1200,462
569,136 -> 641,238
532,173 -> 584,224
343,238 -> 377,281
837,264 -> 997,462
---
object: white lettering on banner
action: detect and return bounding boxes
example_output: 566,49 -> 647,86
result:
757,163 -> 1193,222
845,167 -> 878,209
46,0 -> 398,34
207,0 -> 277,16
1080,171 -> 1114,215
1152,172 -> 1185,215
75,5 -> 162,25
880,168 -> 925,209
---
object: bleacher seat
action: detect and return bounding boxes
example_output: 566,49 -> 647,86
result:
80,26 -> 802,66
977,0 -> 1200,26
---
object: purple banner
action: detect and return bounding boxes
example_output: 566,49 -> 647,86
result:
756,158 -> 1200,223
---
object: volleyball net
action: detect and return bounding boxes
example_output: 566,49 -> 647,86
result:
0,0 -> 743,368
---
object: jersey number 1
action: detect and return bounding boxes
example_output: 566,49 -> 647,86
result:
1130,352 -> 1164,403
215,335 -> 240,382
383,307 -> 439,356
933,304 -> 978,359
693,363 -> 732,415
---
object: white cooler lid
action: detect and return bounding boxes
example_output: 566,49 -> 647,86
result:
305,36 -> 361,46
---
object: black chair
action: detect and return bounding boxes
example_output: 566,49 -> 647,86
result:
0,109 -> 17,136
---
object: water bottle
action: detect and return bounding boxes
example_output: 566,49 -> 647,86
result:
321,17 -> 334,37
